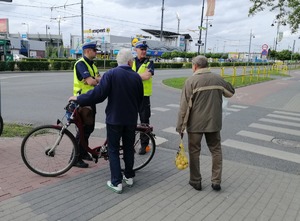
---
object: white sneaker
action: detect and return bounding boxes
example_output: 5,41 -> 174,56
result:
107,181 -> 122,194
123,175 -> 133,187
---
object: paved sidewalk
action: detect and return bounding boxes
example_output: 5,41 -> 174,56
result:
0,136 -> 299,221
1,71 -> 300,220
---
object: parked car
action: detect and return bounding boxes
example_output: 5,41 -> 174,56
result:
172,57 -> 184,62
13,54 -> 27,61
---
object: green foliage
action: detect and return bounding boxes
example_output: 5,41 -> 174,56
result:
110,62 -> 118,68
52,61 -> 62,70
161,52 -> 172,59
248,0 -> 300,33
293,53 -> 300,60
94,59 -> 116,68
154,63 -> 183,68
186,52 -> 197,58
0,61 -> 6,71
61,61 -> 71,70
2,123 -> 33,137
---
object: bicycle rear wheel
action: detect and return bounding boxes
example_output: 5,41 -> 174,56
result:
120,130 -> 156,171
21,125 -> 78,177
0,115 -> 3,136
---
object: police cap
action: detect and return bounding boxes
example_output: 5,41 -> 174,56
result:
82,41 -> 98,50
135,41 -> 148,49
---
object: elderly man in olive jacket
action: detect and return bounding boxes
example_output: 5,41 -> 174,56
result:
176,55 -> 235,191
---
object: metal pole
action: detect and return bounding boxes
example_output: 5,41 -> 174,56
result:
81,0 -> 84,44
0,80 -> 1,116
204,17 -> 208,55
275,21 -> 280,51
160,0 -> 165,41
197,0 -> 205,55
248,29 -> 252,62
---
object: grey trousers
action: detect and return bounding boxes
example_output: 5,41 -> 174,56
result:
187,131 -> 222,185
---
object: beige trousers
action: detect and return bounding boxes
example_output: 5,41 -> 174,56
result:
187,131 -> 222,185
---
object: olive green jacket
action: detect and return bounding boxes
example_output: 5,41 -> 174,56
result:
176,68 -> 235,133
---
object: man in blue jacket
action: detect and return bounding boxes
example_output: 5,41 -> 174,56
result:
69,49 -> 144,194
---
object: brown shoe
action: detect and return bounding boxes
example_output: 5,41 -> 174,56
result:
211,183 -> 221,191
189,181 -> 202,191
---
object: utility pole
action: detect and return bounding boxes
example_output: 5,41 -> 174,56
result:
197,0 -> 205,55
81,0 -> 84,44
248,29 -> 255,62
160,0 -> 165,41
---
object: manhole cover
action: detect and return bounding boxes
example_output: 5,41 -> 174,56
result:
272,138 -> 300,148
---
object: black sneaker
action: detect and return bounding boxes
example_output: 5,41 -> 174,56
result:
211,183 -> 221,191
138,147 -> 146,155
82,154 -> 93,161
73,159 -> 89,168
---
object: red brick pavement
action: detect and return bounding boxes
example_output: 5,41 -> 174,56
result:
230,78 -> 292,105
0,136 -> 108,202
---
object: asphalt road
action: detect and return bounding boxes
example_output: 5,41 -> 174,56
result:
0,69 -> 300,175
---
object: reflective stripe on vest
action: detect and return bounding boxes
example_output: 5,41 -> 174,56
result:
132,60 -> 152,96
73,58 -> 98,95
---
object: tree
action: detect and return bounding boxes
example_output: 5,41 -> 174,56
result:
277,49 -> 292,61
248,0 -> 300,33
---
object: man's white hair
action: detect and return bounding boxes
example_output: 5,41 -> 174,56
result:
116,48 -> 134,65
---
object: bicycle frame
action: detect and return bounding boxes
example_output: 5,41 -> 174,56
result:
59,103 -> 106,163
60,101 -> 155,164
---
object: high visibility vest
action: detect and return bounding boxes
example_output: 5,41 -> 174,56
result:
73,58 -> 98,96
132,60 -> 152,96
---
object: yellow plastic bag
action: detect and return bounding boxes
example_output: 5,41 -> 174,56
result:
175,139 -> 189,170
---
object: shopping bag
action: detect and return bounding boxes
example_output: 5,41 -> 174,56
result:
175,139 -> 189,170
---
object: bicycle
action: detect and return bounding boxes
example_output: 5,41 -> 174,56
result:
21,101 -> 156,177
0,115 -> 3,136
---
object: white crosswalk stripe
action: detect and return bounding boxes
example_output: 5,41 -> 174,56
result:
151,107 -> 170,112
155,136 -> 168,146
273,110 -> 300,117
249,123 -> 300,136
259,118 -> 300,127
236,130 -> 274,141
266,114 -> 300,122
162,127 -> 178,135
222,139 -> 300,164
166,104 -> 180,108
224,107 -> 241,112
230,105 -> 249,109
95,122 -> 106,130
223,110 -> 300,164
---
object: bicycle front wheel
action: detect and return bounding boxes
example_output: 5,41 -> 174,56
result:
21,125 -> 78,177
120,130 -> 156,171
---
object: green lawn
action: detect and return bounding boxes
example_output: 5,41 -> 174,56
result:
1,123 -> 33,137
163,70 -> 288,89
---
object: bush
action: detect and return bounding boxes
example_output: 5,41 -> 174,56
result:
0,61 -> 6,71
52,61 -> 62,70
110,62 -> 118,68
61,61 -> 71,70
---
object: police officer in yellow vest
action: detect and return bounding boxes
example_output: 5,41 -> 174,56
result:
73,41 -> 101,168
132,41 -> 154,154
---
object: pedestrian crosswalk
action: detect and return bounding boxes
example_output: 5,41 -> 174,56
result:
222,109 -> 300,164
93,103 -> 300,164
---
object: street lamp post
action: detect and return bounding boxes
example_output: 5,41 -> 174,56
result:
46,25 -> 50,37
271,20 -> 286,51
204,17 -> 212,55
176,12 -> 180,47
160,0 -> 165,41
248,29 -> 255,62
197,0 -> 205,55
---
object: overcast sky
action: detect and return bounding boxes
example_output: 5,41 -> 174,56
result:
1,0 -> 300,53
